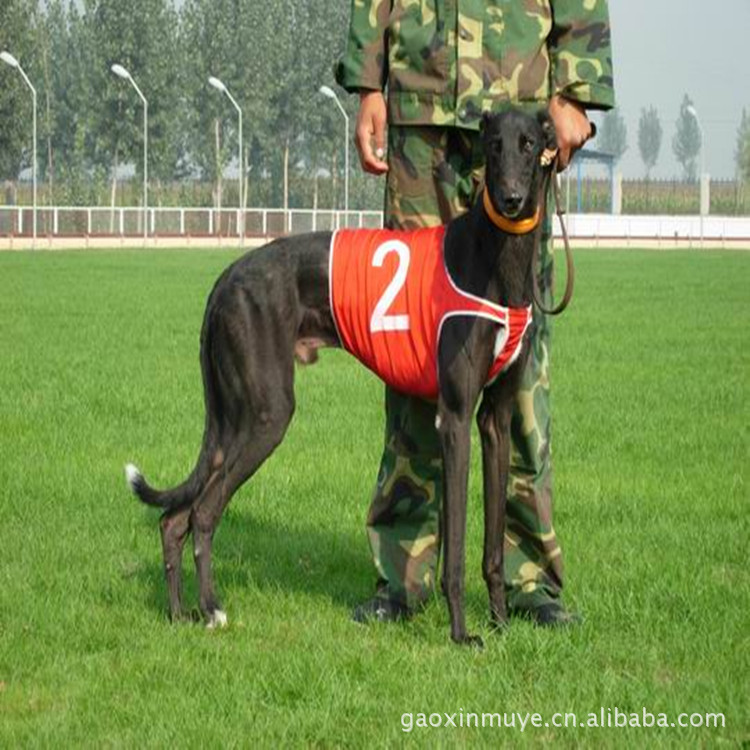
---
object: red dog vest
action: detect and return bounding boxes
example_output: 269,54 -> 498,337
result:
329,226 -> 532,401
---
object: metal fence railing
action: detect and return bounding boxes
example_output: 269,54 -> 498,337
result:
561,214 -> 750,243
0,206 -> 384,238
1,206 -> 749,244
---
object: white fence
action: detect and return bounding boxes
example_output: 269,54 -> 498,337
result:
564,214 -> 750,243
1,206 -> 749,245
0,206 -> 383,238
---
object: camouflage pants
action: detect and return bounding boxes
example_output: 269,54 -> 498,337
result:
367,125 -> 564,610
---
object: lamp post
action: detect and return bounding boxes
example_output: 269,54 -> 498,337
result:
111,64 -> 148,241
686,104 -> 706,245
1,51 -> 37,247
319,85 -> 349,226
209,76 -> 243,245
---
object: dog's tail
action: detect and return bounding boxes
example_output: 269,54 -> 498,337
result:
125,391 -> 220,511
125,270 -> 232,513
124,450 -> 212,511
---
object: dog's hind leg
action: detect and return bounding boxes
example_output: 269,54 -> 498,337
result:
190,470 -> 226,628
191,406 -> 294,628
189,275 -> 299,627
159,505 -> 191,621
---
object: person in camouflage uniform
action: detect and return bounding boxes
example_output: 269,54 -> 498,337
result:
335,0 -> 614,624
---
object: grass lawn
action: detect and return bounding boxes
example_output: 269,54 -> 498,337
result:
0,246 -> 747,747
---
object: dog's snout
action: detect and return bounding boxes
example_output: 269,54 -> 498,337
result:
504,193 -> 523,213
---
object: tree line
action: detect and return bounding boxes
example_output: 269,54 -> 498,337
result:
597,95 -> 750,183
3,1 -> 750,210
0,0 -> 381,210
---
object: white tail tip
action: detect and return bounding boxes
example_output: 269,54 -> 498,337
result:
124,463 -> 142,492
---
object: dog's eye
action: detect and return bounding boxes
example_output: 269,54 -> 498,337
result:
521,137 -> 535,154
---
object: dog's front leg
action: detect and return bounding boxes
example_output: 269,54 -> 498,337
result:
477,355 -> 527,630
437,406 -> 483,648
477,389 -> 514,629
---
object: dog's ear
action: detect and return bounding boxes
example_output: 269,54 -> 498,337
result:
537,109 -> 557,151
537,109 -> 558,167
480,111 -> 493,135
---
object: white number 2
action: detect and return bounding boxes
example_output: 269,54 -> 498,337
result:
369,240 -> 411,333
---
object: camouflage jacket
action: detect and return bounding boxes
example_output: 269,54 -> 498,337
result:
335,0 -> 615,128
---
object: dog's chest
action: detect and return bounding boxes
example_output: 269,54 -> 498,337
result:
328,228 -> 532,400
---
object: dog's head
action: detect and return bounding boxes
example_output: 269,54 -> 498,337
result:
481,108 -> 557,220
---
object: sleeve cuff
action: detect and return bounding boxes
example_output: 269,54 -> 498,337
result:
335,58 -> 386,94
556,81 -> 615,111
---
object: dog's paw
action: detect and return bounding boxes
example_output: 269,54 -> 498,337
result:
453,633 -> 484,650
490,607 -> 509,632
489,617 -> 509,634
206,610 -> 228,629
169,610 -> 201,625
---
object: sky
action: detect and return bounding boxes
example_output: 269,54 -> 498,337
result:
601,0 -> 748,179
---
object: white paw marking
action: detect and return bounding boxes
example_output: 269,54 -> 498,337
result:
206,610 -> 228,629
434,414 -> 442,430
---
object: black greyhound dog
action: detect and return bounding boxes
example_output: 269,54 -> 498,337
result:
126,108 -> 559,646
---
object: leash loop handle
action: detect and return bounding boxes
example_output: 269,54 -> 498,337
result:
532,157 -> 575,316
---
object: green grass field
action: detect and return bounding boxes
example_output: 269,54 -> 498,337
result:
0,247 -> 747,747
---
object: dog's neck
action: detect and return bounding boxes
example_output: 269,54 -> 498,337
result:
445,185 -> 547,310
482,209 -> 540,309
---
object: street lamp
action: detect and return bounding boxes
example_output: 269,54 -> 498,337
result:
319,85 -> 350,225
686,104 -> 706,244
111,63 -> 148,240
1,51 -> 37,248
209,76 -> 243,245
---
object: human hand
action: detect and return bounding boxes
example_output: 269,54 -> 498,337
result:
355,91 -> 388,175
548,95 -> 594,171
